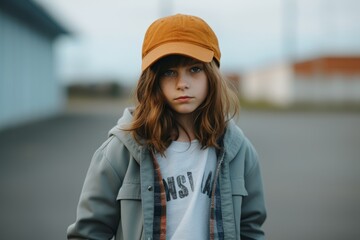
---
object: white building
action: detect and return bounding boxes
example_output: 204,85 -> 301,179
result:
0,0 -> 67,130
241,56 -> 360,107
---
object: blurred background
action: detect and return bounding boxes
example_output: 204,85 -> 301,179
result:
0,0 -> 359,239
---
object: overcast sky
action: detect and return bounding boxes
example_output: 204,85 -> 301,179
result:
35,0 -> 360,85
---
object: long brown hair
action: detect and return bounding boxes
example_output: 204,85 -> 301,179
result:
126,55 -> 239,155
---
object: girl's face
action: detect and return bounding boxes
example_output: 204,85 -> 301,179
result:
159,60 -> 208,116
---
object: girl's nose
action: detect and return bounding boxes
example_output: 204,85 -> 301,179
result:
176,71 -> 190,90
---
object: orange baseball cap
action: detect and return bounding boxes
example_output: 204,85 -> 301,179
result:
141,14 -> 221,71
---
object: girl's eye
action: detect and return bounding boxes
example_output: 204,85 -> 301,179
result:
162,70 -> 176,77
190,66 -> 202,73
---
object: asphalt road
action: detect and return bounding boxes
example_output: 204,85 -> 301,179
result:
1,100 -> 359,239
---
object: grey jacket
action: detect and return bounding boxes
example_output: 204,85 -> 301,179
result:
67,108 -> 266,240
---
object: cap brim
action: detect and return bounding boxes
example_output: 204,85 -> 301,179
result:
142,42 -> 214,71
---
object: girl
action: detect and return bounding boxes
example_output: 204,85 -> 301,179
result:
67,14 -> 266,240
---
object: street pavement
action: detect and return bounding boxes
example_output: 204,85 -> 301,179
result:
0,99 -> 359,239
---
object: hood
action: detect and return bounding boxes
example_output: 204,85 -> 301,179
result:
222,120 -> 246,162
108,107 -> 145,164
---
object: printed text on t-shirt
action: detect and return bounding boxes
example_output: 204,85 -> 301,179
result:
162,171 -> 214,201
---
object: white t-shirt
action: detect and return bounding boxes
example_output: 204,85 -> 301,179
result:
156,140 -> 217,240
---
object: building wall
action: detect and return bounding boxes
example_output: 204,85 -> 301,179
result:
293,74 -> 360,104
241,62 -> 293,106
0,8 -> 65,130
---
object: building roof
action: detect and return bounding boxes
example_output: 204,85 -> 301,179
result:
293,56 -> 360,76
0,0 -> 68,38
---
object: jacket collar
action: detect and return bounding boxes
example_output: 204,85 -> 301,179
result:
108,107 -> 246,164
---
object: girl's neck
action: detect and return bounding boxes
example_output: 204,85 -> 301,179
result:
175,113 -> 196,142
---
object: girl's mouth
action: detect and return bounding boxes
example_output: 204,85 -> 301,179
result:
175,96 -> 193,102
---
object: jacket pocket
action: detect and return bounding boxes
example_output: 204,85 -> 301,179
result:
231,178 -> 248,236
116,183 -> 143,240
117,183 -> 141,200
231,179 -> 248,196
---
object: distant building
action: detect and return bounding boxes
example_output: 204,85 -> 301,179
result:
241,56 -> 360,107
224,72 -> 241,95
0,0 -> 67,130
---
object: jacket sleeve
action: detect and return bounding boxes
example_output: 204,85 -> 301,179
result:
240,139 -> 267,240
67,137 -> 127,240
